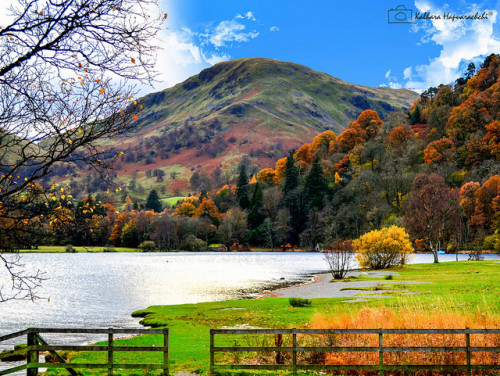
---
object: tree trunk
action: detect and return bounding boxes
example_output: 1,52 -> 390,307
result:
433,249 -> 439,263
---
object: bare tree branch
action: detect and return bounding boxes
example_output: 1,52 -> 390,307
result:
0,0 -> 164,301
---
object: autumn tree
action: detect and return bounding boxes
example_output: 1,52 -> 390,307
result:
404,174 -> 460,263
483,120 -> 500,159
256,168 -> 276,184
0,0 -> 163,301
353,226 -> 414,269
423,137 -> 455,164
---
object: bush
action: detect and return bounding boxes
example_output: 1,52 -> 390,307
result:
65,244 -> 76,253
482,233 -> 498,251
103,244 -> 116,252
182,235 -> 207,252
289,298 -> 312,307
138,241 -> 156,252
353,226 -> 414,269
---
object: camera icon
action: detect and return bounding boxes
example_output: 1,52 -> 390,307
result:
388,5 -> 414,23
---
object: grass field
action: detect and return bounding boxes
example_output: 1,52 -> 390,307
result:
17,246 -> 139,253
161,196 -> 186,208
47,261 -> 499,375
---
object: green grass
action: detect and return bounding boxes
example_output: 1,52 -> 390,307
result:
161,196 -> 186,207
49,261 -> 500,375
17,246 -> 139,253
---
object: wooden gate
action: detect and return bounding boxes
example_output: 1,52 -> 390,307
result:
0,327 -> 169,376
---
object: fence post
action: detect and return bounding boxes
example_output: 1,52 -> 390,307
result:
209,329 -> 214,376
163,329 -> 169,376
292,328 -> 297,373
108,328 -> 114,376
465,327 -> 471,376
378,328 -> 384,376
27,329 -> 38,376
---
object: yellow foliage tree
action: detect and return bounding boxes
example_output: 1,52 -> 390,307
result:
174,202 -> 197,217
274,157 -> 288,182
353,226 -> 414,269
256,168 -> 276,183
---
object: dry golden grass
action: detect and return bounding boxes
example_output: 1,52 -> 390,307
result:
307,307 -> 499,375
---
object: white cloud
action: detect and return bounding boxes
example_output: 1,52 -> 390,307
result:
202,51 -> 231,66
205,20 -> 259,48
270,26 -> 280,32
384,69 -> 403,89
236,11 -> 256,21
396,1 -> 500,90
153,13 -> 262,89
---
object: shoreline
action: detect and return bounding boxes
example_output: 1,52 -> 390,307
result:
260,269 -> 405,300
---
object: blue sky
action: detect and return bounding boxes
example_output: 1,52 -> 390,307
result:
155,0 -> 500,92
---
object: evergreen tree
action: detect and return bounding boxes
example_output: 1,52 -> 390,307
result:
248,183 -> 264,230
236,164 -> 250,209
145,189 -> 162,212
283,151 -> 299,194
465,62 -> 476,80
409,106 -> 421,125
281,151 -> 305,245
305,157 -> 327,208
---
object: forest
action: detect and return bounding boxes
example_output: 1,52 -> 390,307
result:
3,54 -> 500,256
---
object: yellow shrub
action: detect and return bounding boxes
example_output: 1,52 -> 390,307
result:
353,226 -> 413,269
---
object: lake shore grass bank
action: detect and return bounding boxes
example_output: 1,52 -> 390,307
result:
49,261 -> 499,375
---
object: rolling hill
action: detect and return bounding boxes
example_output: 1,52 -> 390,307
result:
69,57 -> 420,195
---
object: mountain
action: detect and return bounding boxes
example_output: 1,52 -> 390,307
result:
77,58 -> 420,194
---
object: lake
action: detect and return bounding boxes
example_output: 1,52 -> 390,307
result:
1,252 -> 499,346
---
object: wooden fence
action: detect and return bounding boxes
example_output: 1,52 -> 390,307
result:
0,328 -> 169,376
210,328 -> 500,375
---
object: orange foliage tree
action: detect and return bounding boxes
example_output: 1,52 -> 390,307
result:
294,144 -> 314,166
483,120 -> 500,159
274,157 -> 288,182
310,131 -> 336,157
423,137 -> 455,164
470,175 -> 500,230
388,125 -> 415,148
195,198 -> 221,219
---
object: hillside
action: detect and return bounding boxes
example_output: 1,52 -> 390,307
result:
63,57 -> 419,195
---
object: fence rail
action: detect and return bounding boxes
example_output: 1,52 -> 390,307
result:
0,327 -> 169,376
210,328 -> 500,376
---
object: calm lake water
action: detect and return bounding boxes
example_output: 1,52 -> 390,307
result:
1,252 -> 499,348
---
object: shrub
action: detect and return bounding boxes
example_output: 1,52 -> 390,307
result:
138,241 -> 156,252
323,239 -> 354,279
353,226 -> 414,269
289,298 -> 312,307
103,244 -> 116,252
65,244 -> 76,253
384,274 -> 393,280
482,233 -> 498,250
182,235 -> 207,252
